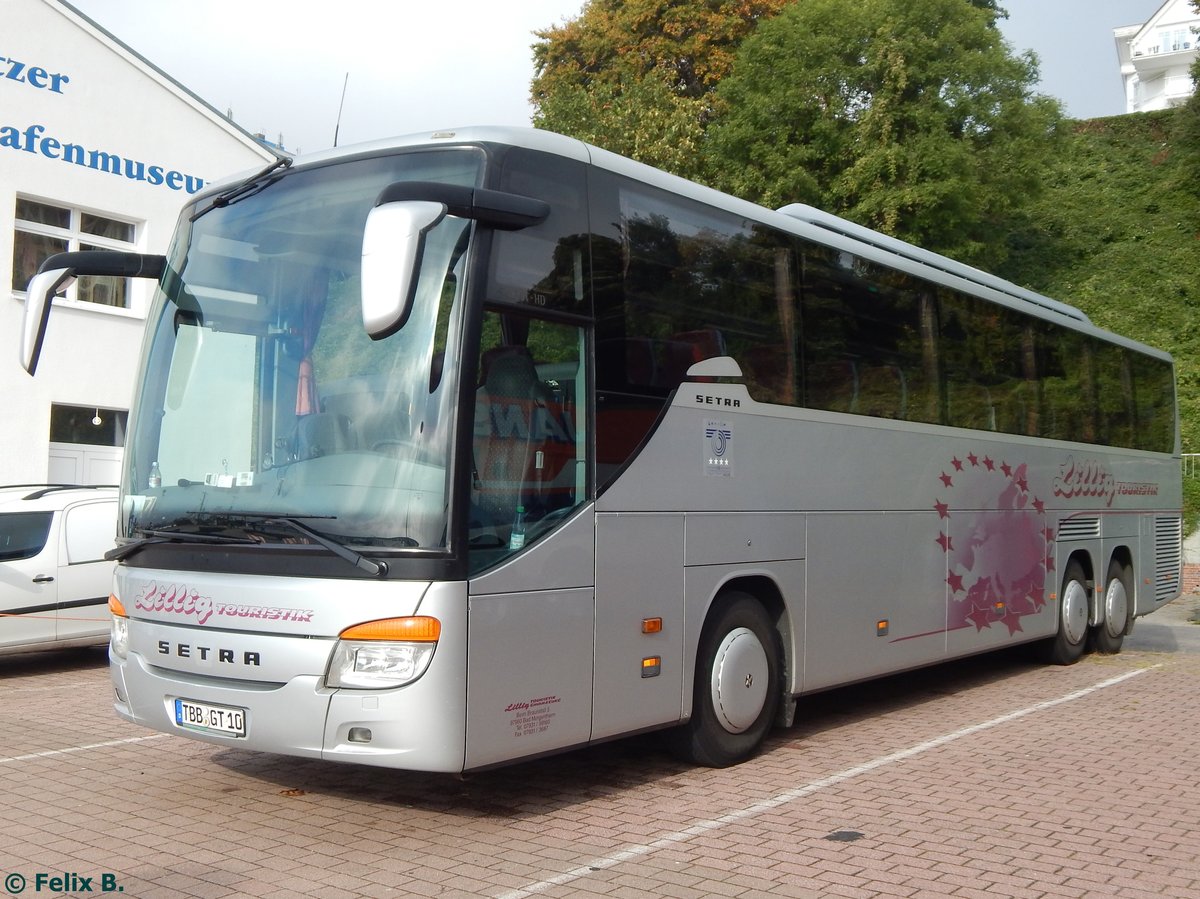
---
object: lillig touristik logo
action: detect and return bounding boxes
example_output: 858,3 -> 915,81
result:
134,580 -> 214,624
132,581 -> 315,624
1052,456 -> 1116,508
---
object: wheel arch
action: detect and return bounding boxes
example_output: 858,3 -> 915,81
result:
697,573 -> 794,710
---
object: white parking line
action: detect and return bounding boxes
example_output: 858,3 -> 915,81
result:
496,666 -> 1158,899
0,733 -> 170,764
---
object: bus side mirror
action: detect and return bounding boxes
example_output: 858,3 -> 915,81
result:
361,200 -> 447,340
361,182 -> 550,341
20,251 -> 165,375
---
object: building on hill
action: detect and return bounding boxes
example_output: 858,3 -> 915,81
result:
1114,0 -> 1200,113
3,0 -> 276,485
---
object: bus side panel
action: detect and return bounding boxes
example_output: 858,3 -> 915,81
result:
464,587 -> 594,770
804,512 -> 948,691
593,513 -> 685,741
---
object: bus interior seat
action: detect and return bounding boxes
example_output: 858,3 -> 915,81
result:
293,412 -> 357,459
948,384 -> 996,431
858,366 -> 907,419
474,345 -> 552,528
805,360 -> 859,413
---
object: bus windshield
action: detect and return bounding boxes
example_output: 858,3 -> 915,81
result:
121,148 -> 484,554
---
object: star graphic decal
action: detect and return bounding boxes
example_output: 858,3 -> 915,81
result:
1033,497 -> 1045,514
967,606 -> 993,631
936,532 -> 954,552
967,452 -> 979,467
982,457 -> 995,471
952,456 -> 964,472
947,572 -> 965,593
939,472 -> 953,488
1000,462 -> 1012,477
934,500 -> 950,519
1000,608 -> 1025,636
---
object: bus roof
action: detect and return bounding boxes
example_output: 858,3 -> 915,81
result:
775,204 -> 1090,325
212,126 -> 1142,347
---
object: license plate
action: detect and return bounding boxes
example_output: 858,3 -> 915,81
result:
174,698 -> 247,738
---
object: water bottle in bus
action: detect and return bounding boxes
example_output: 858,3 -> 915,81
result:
509,505 -> 526,550
148,461 -> 162,489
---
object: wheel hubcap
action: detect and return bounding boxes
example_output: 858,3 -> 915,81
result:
1104,578 -> 1128,639
1062,579 -> 1089,645
711,627 -> 769,734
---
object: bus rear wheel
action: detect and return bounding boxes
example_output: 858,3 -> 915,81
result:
670,593 -> 780,767
1044,560 -> 1089,665
1091,560 -> 1131,655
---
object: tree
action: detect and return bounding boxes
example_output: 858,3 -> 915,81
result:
703,0 -> 1061,268
530,0 -> 785,176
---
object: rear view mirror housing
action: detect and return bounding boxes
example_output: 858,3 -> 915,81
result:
360,182 -> 549,340
20,251 -> 165,375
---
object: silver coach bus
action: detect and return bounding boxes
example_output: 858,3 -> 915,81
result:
20,127 -> 1182,772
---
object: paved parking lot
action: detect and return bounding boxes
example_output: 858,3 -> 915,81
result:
2,597 -> 1199,899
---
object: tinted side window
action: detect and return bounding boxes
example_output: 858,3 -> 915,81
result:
488,149 -> 590,316
590,172 -> 796,487
0,512 -> 53,561
800,245 -> 937,423
1130,352 -> 1176,453
940,289 -> 1027,432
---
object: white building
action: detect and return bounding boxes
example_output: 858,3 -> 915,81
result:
2,0 -> 274,485
1114,0 -> 1200,113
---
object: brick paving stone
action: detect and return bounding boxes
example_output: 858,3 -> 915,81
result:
4,645 -> 1200,898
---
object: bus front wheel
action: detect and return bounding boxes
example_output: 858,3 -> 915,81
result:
1044,560 -> 1090,665
671,593 -> 780,767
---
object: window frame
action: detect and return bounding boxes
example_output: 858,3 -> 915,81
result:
12,196 -> 142,314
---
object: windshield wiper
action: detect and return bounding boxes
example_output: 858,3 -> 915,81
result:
190,154 -> 293,221
258,516 -> 389,577
190,512 -> 391,577
105,527 -> 260,561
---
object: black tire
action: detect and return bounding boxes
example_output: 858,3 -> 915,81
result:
1043,559 -> 1090,665
1091,559 -> 1131,655
670,593 -> 781,767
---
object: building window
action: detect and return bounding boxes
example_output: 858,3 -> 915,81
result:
50,404 -> 128,447
12,198 -> 138,309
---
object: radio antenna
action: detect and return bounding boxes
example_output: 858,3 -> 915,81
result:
333,73 -> 349,147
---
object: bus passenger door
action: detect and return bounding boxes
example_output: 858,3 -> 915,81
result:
592,512 -> 685,740
464,314 -> 595,770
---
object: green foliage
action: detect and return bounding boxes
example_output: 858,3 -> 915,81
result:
997,110 -> 1200,530
1173,0 -> 1200,193
703,0 -> 1062,270
530,0 -> 785,177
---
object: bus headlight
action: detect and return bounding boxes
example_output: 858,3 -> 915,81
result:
109,594 -> 129,660
326,616 -> 440,689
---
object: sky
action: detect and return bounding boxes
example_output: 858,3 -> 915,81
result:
65,0 -> 1172,157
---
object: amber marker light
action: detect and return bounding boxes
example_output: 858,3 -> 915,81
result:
339,616 -> 440,642
641,617 -> 663,634
109,594 -> 130,659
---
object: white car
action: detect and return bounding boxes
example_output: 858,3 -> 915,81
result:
0,484 -> 118,655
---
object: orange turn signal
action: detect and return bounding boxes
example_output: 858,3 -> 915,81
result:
641,617 -> 663,634
108,594 -> 127,617
339,616 -> 441,642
